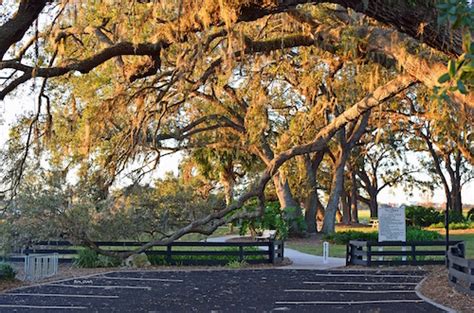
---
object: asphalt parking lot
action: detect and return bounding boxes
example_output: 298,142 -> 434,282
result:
0,269 -> 446,312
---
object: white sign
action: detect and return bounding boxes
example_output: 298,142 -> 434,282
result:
378,206 -> 406,242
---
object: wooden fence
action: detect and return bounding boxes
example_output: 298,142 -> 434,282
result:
346,240 -> 463,266
8,240 -> 284,265
448,242 -> 474,295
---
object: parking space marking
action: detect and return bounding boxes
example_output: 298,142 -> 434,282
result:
275,300 -> 426,305
99,276 -> 183,282
303,281 -> 418,285
49,284 -> 152,290
7,293 -> 119,299
0,304 -> 87,310
309,273 -> 424,278
284,289 -> 415,293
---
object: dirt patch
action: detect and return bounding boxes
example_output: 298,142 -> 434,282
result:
419,266 -> 474,313
0,279 -> 25,292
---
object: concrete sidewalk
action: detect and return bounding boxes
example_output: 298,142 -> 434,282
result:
206,235 -> 346,270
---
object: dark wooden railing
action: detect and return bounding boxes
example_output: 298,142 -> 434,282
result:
448,242 -> 474,295
346,240 -> 463,266
8,240 -> 284,265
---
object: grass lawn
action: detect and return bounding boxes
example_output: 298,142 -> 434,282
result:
449,233 -> 474,258
287,226 -> 474,259
286,240 -> 347,258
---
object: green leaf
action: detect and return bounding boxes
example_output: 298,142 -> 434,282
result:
438,73 -> 451,83
457,79 -> 467,94
448,60 -> 456,77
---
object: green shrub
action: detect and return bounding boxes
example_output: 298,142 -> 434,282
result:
467,208 -> 474,222
323,227 -> 441,245
406,205 -> 443,227
147,246 -> 265,266
448,210 -> 466,223
0,262 -> 16,280
74,248 -> 120,268
323,231 -> 378,244
429,221 -> 472,230
406,227 -> 442,241
239,201 -> 289,239
226,260 -> 248,268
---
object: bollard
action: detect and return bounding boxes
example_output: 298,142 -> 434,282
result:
323,241 -> 329,264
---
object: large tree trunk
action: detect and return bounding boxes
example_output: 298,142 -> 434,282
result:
341,190 -> 351,224
220,168 -> 235,206
449,151 -> 463,215
368,189 -> 378,218
350,170 -> 359,223
322,150 -> 348,234
302,152 -> 325,233
273,172 -> 304,236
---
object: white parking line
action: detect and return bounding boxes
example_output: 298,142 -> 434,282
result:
0,304 -> 87,310
275,300 -> 425,305
303,281 -> 418,285
49,284 -> 151,290
284,289 -> 415,293
7,293 -> 119,298
99,276 -> 183,282
311,274 -> 424,278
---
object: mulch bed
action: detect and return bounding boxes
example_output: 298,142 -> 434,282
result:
419,266 -> 474,313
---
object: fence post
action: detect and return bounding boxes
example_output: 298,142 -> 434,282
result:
409,244 -> 415,265
367,242 -> 372,266
166,245 -> 172,264
269,242 -> 275,264
239,245 -> 244,262
346,244 -> 350,265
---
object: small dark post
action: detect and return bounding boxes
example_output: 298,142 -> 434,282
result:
239,245 -> 244,262
269,242 -> 275,264
367,242 -> 372,266
346,244 -> 350,266
411,244 -> 417,265
445,206 -> 450,268
166,245 -> 172,264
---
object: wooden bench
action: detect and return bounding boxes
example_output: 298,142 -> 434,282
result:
255,230 -> 277,241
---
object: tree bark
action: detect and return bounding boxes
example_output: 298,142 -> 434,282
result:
0,0 -> 48,59
322,147 -> 349,234
368,188 -> 379,218
302,152 -> 325,233
341,189 -> 351,224
350,170 -> 359,223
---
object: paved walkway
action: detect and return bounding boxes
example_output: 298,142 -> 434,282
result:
207,235 -> 346,270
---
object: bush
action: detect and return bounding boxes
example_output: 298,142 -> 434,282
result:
406,227 -> 442,241
429,221 -> 472,230
406,205 -> 443,227
74,248 -> 120,268
147,247 -> 265,266
0,262 -> 16,280
323,227 -> 441,245
468,208 -> 474,222
448,210 -> 466,223
323,231 -> 378,244
239,201 -> 289,239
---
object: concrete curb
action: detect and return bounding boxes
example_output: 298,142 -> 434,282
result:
415,277 -> 457,313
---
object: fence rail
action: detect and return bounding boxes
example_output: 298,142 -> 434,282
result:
346,240 -> 463,266
448,242 -> 474,295
8,240 -> 284,265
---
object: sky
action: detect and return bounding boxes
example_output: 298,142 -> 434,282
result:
1,93 -> 473,206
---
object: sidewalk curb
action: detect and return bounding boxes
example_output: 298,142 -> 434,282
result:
415,277 -> 456,313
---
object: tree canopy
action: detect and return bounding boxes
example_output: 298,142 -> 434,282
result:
0,0 -> 472,256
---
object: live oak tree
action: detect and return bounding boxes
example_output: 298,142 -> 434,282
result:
0,1 -> 472,255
